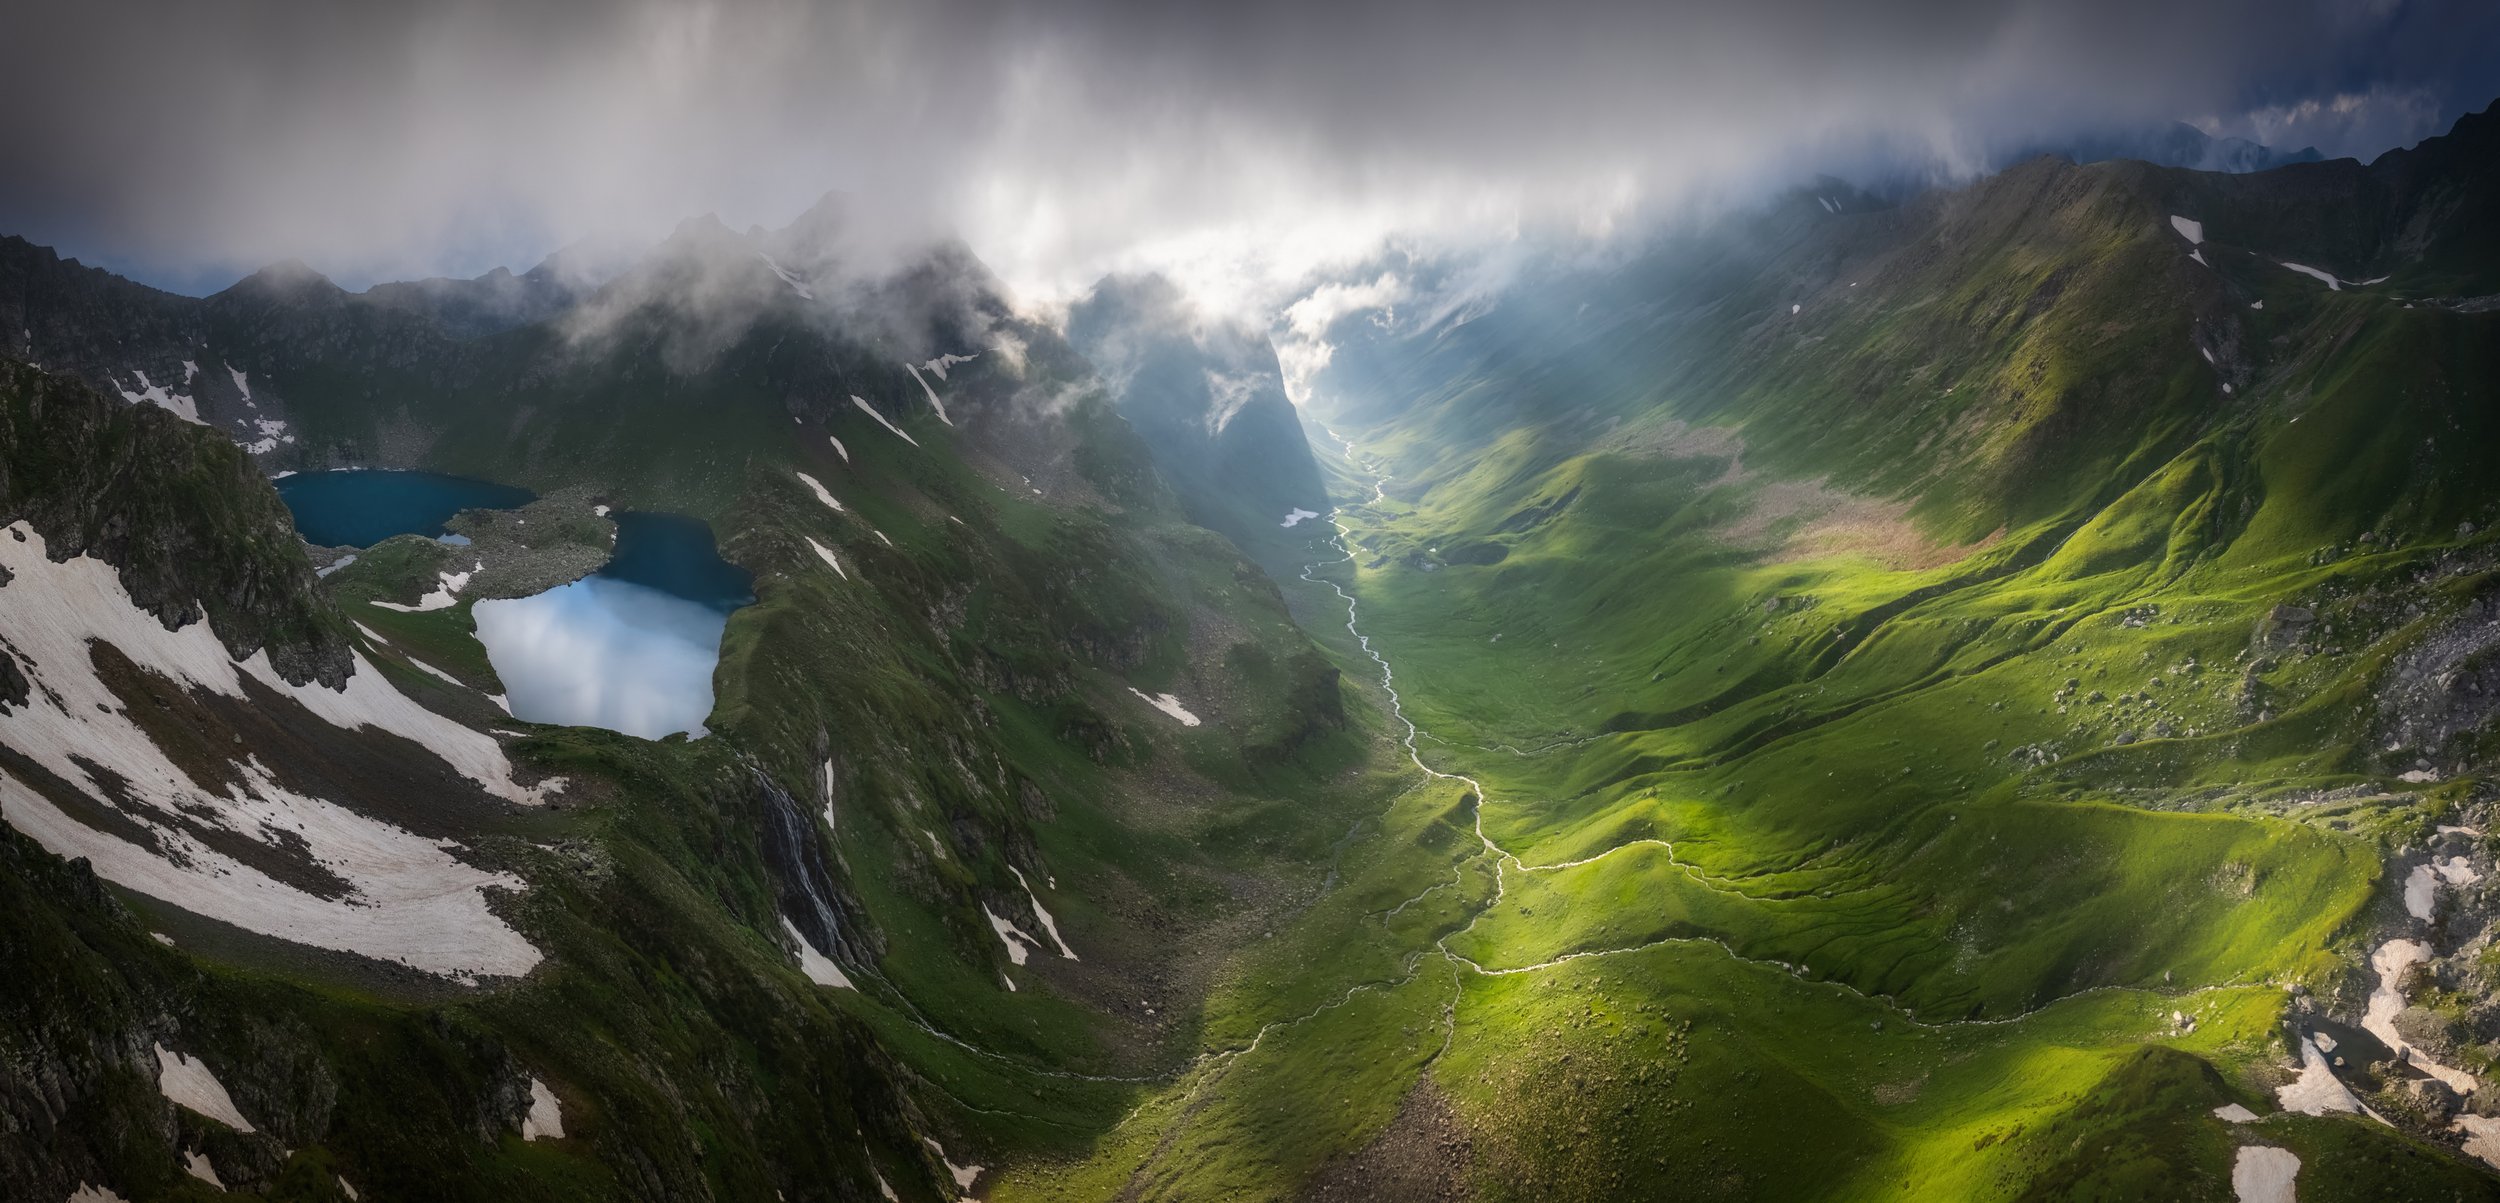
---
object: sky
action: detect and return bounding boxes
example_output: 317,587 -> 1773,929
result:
4,0 -> 2496,311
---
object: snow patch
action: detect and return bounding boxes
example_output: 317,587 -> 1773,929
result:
2169,215 -> 2205,245
983,906 -> 1035,965
2275,1034 -> 2363,1116
806,536 -> 848,580
850,395 -> 919,446
781,915 -> 854,988
225,364 -> 251,401
922,1137 -> 983,1191
315,554 -> 357,578
2405,864 -> 2439,920
1281,507 -> 1321,528
2279,262 -> 2344,290
921,352 -> 979,381
758,253 -> 814,299
522,1078 -> 564,1140
156,1044 -> 254,1131
183,1153 -> 222,1188
369,567 -> 475,613
1127,687 -> 1202,726
2250,299 -> 2264,310
68,1185 -> 130,1202
2456,1114 -> 2500,1170
404,657 -> 466,689
2367,938 -> 2478,1093
1789,303 -> 1801,315
241,417 -> 293,456
904,363 -> 955,426
828,434 -> 849,463
2212,1103 -> 2258,1123
2190,249 -> 2208,267
2230,1146 -> 2297,1203
1009,865 -> 1077,960
796,471 -> 844,512
112,370 -> 205,425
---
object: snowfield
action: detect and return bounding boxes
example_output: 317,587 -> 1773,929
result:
0,523 -> 548,979
2169,215 -> 2204,245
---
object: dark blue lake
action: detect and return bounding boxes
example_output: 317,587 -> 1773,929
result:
599,512 -> 756,612
275,470 -> 534,547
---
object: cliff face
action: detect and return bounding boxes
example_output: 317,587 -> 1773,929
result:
0,358 -> 348,686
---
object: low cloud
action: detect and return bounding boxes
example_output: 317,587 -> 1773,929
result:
2,0 -> 2493,314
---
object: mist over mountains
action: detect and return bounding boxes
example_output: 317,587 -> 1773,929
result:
7,4 -> 2500,1202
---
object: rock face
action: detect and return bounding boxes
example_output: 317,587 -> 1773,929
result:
0,359 -> 348,685
2379,597 -> 2500,771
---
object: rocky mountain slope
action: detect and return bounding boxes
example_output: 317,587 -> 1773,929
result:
12,97 -> 2500,1203
0,203 -> 1382,1201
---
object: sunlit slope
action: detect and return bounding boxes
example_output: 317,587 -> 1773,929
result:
1002,119 -> 2500,1198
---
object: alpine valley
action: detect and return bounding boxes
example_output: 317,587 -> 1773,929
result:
9,87 -> 2500,1203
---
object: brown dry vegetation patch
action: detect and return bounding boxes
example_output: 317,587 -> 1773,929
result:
1603,414 -> 1997,571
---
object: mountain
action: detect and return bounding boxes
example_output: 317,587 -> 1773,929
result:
2026,120 -> 2326,174
11,101 -> 2500,1201
0,199 -> 1373,1199
1067,272 -> 1331,546
1185,99 -> 2500,1197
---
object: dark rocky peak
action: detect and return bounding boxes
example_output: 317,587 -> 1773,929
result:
360,262 -> 579,340
227,258 -> 343,303
522,229 -> 649,292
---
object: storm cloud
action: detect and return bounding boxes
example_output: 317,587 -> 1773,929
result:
4,0 -> 2495,306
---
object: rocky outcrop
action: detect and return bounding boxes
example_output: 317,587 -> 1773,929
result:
0,359 -> 349,685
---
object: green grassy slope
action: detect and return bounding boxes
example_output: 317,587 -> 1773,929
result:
988,115 -> 2500,1199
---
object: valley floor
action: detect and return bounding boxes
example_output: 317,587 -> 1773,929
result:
985,434 -> 2500,1203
